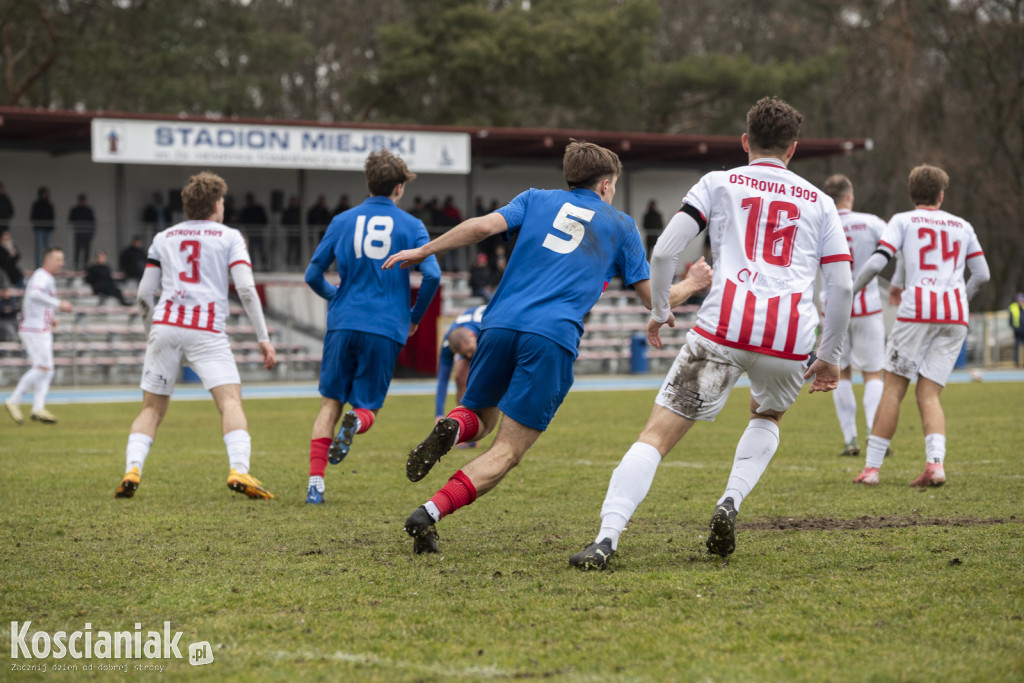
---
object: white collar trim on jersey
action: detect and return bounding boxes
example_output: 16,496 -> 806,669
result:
749,158 -> 787,169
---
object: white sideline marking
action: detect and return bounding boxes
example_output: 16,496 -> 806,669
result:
270,649 -> 588,679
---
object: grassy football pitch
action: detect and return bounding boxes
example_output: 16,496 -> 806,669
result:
2,381 -> 1023,681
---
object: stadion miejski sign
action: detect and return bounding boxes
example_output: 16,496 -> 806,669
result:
91,117 -> 471,174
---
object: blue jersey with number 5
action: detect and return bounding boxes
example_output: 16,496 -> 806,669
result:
306,195 -> 441,344
488,188 -> 650,355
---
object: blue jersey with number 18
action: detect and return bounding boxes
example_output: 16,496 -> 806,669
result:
306,195 -> 441,344
487,187 -> 650,355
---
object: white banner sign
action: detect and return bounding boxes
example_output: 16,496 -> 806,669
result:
91,118 -> 470,174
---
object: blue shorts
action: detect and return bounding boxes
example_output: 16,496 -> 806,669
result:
319,330 -> 402,409
460,328 -> 575,431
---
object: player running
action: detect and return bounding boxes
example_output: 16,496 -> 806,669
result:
851,164 -> 989,487
822,174 -> 889,457
570,97 -> 853,569
304,150 -> 440,505
434,304 -> 484,446
114,172 -> 277,500
5,247 -> 73,425
384,139 -> 712,555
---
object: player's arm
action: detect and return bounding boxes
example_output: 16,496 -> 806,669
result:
409,254 -> 442,337
434,347 -> 455,419
136,263 -> 161,332
965,252 -> 990,299
27,284 -> 69,312
231,262 -> 276,370
804,259 -> 854,393
668,257 -> 712,307
647,205 -> 705,348
888,252 -> 905,306
383,213 -> 508,270
851,244 -> 894,295
304,223 -> 339,300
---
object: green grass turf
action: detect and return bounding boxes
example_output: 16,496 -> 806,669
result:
1,381 -> 1023,681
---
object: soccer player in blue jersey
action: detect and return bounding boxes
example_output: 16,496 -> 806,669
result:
304,150 -> 441,504
434,305 -> 484,439
383,140 -> 713,554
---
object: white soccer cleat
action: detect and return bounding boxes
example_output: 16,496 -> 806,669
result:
853,467 -> 880,485
5,398 -> 23,424
909,463 -> 945,487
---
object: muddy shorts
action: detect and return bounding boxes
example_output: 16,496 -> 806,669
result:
655,331 -> 805,421
883,321 -> 966,387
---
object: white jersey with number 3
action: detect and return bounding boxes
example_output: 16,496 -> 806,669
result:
683,158 -> 852,360
880,208 -> 983,326
147,220 -> 250,334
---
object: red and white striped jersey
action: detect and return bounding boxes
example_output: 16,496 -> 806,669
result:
880,208 -> 983,326
684,158 -> 852,360
840,209 -> 887,317
18,268 -> 59,333
147,221 -> 250,334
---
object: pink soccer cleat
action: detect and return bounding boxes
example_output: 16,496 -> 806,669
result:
853,467 -> 880,485
909,463 -> 946,487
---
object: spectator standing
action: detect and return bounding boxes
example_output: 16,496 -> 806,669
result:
0,228 -> 25,288
0,267 -> 20,342
281,195 -> 302,267
0,181 -> 14,231
1009,293 -> 1024,368
468,252 -> 496,302
307,194 -> 331,244
239,193 -> 269,270
332,194 -> 351,216
409,196 -> 432,227
119,235 -> 148,284
30,187 -> 55,267
85,250 -> 131,306
142,192 -> 171,234
642,199 -> 664,253
69,193 -> 97,271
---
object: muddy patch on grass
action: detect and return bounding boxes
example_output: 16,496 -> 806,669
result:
743,516 -> 1019,532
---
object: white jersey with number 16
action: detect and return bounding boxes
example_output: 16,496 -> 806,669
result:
147,220 -> 251,334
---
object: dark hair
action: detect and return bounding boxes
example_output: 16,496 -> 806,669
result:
181,171 -> 227,220
823,174 -> 853,203
908,164 -> 948,206
365,150 -> 416,197
563,139 -> 622,190
746,97 -> 803,153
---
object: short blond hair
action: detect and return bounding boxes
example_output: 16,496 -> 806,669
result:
908,164 -> 948,206
365,150 -> 416,197
563,139 -> 622,190
181,171 -> 227,220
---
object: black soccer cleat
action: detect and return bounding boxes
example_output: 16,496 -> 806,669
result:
569,538 -> 615,570
329,411 -> 358,465
405,506 -> 439,554
406,417 -> 458,482
706,497 -> 738,557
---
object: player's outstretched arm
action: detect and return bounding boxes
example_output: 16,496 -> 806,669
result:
650,207 -> 704,322
965,253 -> 990,299
383,214 -> 508,270
851,249 -> 890,294
811,259 -> 853,394
136,265 -> 161,332
231,262 -> 275,369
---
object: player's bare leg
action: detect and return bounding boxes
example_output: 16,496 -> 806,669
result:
856,373 -> 910,485
405,414 -> 538,554
116,391 -> 170,498
211,383 -> 273,499
406,405 -> 500,482
707,401 -> 784,557
571,405 -> 694,570
909,377 -> 947,487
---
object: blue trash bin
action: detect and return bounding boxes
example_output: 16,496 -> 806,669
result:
630,334 -> 648,374
953,339 -> 968,369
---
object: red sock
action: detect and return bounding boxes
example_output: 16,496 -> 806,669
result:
309,437 -> 331,477
353,408 -> 375,434
447,407 -> 480,444
428,470 -> 478,519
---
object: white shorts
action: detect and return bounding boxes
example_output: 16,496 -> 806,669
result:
19,331 -> 54,369
140,325 -> 240,396
841,314 -> 885,372
883,321 -> 966,387
655,331 -> 805,421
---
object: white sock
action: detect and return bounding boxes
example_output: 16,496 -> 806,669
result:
832,379 -> 857,443
423,500 -> 442,522
32,367 -> 55,413
863,379 -> 883,431
865,434 -> 890,469
597,442 -> 662,550
308,475 -> 324,492
720,418 -> 780,510
125,433 -> 153,473
925,433 -> 946,465
224,430 -> 251,474
11,366 -> 43,404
